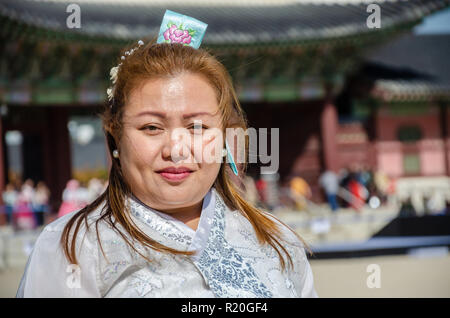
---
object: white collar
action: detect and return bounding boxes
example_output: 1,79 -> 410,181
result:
129,188 -> 216,257
128,189 -> 276,297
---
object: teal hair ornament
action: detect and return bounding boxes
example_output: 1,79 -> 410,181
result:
157,10 -> 208,49
225,140 -> 239,176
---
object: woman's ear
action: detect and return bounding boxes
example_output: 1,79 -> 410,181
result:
104,129 -> 120,155
228,109 -> 242,129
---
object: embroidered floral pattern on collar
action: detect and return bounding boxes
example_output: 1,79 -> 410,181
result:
126,188 -> 272,298
127,195 -> 194,246
193,190 -> 273,298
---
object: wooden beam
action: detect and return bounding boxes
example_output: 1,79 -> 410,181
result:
320,97 -> 339,172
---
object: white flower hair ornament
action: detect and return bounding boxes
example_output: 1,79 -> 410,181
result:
110,66 -> 119,85
106,10 -> 207,107
107,40 -> 144,105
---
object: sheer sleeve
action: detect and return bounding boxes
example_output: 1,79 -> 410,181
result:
16,219 -> 101,298
261,211 -> 319,298
297,249 -> 318,298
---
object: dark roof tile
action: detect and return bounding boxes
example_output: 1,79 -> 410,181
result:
1,0 -> 448,44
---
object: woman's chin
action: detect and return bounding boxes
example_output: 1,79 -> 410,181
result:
151,185 -> 198,203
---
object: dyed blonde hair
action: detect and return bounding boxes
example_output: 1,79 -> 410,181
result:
61,41 -> 310,271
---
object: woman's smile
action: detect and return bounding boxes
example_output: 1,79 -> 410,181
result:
156,166 -> 194,182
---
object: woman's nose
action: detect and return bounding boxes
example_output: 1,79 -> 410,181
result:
162,128 -> 191,163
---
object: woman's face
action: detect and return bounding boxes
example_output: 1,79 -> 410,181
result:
118,72 -> 223,212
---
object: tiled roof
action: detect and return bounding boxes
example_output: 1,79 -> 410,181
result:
365,33 -> 450,100
1,0 -> 448,46
372,79 -> 450,101
367,34 -> 450,84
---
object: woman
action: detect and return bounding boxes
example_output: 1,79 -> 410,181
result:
17,11 -> 317,298
32,181 -> 50,226
57,179 -> 84,218
2,183 -> 18,225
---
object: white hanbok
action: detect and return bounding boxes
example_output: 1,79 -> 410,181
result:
16,188 -> 318,298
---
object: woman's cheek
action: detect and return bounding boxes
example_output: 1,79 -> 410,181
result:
125,133 -> 159,168
197,128 -> 223,164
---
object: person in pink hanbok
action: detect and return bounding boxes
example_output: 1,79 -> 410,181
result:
57,179 -> 84,218
14,192 -> 35,230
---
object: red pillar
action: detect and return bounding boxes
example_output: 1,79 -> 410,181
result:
43,107 -> 72,211
320,98 -> 339,172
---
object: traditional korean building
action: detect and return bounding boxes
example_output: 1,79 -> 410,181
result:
352,33 -> 450,178
0,0 -> 449,208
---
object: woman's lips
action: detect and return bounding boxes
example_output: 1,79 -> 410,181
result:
156,167 -> 193,182
159,171 -> 192,181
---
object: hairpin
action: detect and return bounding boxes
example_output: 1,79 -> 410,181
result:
157,9 -> 208,49
225,140 -> 239,176
107,40 -> 144,103
106,10 -> 208,106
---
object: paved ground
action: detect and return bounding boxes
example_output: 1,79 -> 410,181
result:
2,253 -> 449,298
0,267 -> 24,298
310,253 -> 450,297
2,221 -> 449,298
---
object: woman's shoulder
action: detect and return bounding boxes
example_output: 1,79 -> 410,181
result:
223,205 -> 317,296
224,204 -> 310,263
27,201 -> 109,274
257,210 -> 317,297
260,210 -> 307,248
42,201 -> 106,234
18,204 -> 106,297
226,205 -> 306,248
35,201 -> 108,252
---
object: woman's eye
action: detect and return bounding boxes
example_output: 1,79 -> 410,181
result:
190,124 -> 207,132
143,125 -> 162,132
